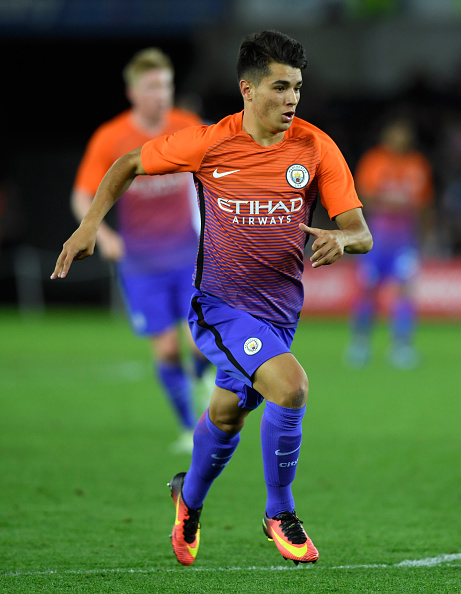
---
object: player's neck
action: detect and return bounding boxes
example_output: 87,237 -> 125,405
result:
131,110 -> 166,136
242,112 -> 285,147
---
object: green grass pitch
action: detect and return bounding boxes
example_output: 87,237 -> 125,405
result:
0,308 -> 460,593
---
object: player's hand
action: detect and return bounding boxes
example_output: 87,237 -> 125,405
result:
97,229 -> 125,262
50,225 -> 97,279
299,223 -> 346,268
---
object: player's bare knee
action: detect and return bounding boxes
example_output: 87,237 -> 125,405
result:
150,330 -> 180,363
209,410 -> 245,434
157,351 -> 181,365
208,386 -> 249,434
273,373 -> 309,409
153,340 -> 181,364
209,403 -> 248,435
215,418 -> 245,434
279,386 -> 308,409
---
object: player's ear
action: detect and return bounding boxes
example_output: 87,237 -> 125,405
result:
239,79 -> 253,101
126,85 -> 135,105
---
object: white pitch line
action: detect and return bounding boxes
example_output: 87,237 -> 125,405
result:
1,553 -> 461,577
395,553 -> 461,568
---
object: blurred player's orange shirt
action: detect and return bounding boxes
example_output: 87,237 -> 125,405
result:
354,145 -> 433,241
141,111 -> 362,326
75,108 -> 201,194
355,146 -> 433,209
74,108 -> 201,273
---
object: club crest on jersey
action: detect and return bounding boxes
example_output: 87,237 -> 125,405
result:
286,164 -> 309,189
244,337 -> 262,355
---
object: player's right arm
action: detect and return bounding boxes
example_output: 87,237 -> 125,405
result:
71,188 -> 125,261
51,148 -> 145,279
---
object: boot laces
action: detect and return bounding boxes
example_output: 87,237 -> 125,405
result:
276,511 -> 307,545
183,507 -> 202,544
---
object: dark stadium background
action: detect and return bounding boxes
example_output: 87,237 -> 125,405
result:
1,5 -> 461,590
1,0 -> 461,308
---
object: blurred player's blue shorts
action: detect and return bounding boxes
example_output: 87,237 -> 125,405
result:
188,289 -> 296,410
358,241 -> 420,286
119,264 -> 194,336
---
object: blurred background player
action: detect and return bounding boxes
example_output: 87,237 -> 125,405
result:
71,47 -> 213,453
345,116 -> 434,369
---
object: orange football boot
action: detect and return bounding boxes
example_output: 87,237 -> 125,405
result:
262,511 -> 319,565
168,472 -> 202,566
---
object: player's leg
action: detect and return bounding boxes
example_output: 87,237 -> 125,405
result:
183,321 -> 215,414
345,251 -> 381,367
169,290 -> 274,565
169,385 -> 249,565
119,269 -> 196,452
253,354 -> 318,564
391,282 -> 417,346
182,290 -> 317,563
183,386 -> 249,508
184,322 -> 212,380
388,247 -> 420,368
175,268 -> 215,415
149,328 -> 196,451
254,352 -> 307,517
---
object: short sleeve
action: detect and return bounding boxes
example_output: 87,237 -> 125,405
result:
141,125 -> 210,175
74,126 -> 118,195
316,136 -> 362,219
354,149 -> 382,198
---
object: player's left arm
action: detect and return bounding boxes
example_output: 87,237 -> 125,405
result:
300,207 -> 373,268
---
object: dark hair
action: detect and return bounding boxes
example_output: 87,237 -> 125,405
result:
237,30 -> 307,84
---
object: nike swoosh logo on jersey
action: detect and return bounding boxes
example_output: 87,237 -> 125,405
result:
275,445 -> 301,456
213,168 -> 240,178
211,453 -> 233,460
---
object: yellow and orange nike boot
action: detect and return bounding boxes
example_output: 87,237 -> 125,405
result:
168,472 -> 202,565
262,511 -> 319,565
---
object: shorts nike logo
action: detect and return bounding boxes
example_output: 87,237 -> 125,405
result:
275,445 -> 301,456
213,168 -> 240,178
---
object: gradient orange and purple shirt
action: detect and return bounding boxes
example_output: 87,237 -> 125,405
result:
354,145 -> 433,243
74,108 -> 201,274
141,111 -> 362,327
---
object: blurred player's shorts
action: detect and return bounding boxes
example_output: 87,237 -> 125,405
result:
359,245 -> 419,286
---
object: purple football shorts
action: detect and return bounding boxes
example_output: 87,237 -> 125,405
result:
119,264 -> 194,336
188,289 -> 297,410
358,241 -> 420,287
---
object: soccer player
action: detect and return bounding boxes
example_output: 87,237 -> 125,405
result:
71,47 -> 213,454
51,31 -> 372,565
344,117 -> 433,369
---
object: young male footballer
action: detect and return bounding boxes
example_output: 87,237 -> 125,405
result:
344,116 -> 432,369
70,47 -> 212,453
51,30 -> 372,566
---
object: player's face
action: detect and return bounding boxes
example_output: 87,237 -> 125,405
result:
383,121 -> 414,153
128,68 -> 174,124
251,62 -> 302,134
